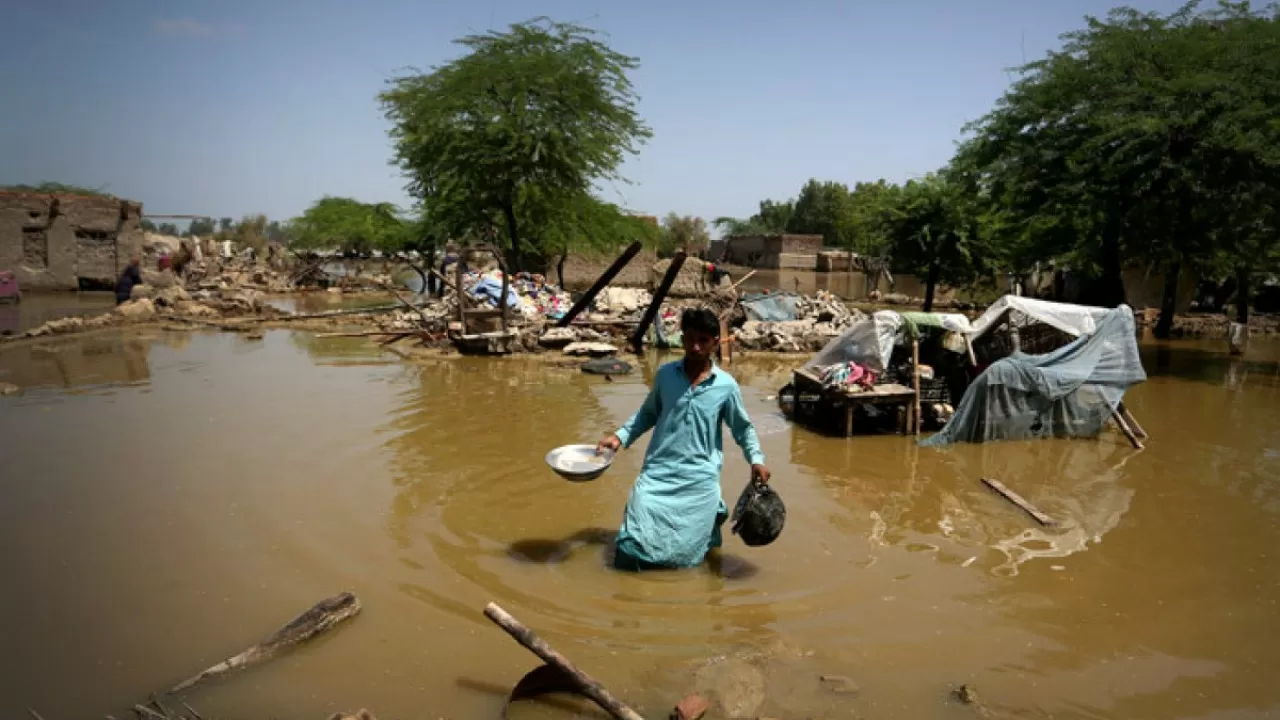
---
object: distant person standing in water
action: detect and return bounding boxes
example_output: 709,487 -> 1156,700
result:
596,307 -> 770,571
115,255 -> 143,305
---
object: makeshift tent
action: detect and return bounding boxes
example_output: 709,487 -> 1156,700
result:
922,305 -> 1146,447
803,310 -> 972,374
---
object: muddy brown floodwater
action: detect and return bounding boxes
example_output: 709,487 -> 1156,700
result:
1,329 -> 1279,720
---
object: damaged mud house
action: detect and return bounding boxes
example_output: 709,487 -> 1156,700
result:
0,189 -> 145,291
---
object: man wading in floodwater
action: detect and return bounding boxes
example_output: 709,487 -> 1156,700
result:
597,307 -> 771,571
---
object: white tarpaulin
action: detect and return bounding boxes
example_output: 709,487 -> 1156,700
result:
966,295 -> 1114,340
803,310 -> 973,373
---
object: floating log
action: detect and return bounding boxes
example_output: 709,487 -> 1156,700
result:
170,592 -> 361,695
630,251 -> 686,354
483,602 -> 644,720
556,242 -> 643,328
981,477 -> 1056,527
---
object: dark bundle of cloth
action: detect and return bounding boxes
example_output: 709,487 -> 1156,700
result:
731,478 -> 786,547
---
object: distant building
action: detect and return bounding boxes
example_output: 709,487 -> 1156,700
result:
707,234 -> 824,270
0,190 -> 145,290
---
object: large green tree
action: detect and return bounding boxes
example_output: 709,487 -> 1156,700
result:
884,173 -> 989,311
961,1 -> 1280,336
713,199 -> 795,237
660,213 -> 711,256
289,197 -> 412,254
787,179 -> 857,248
379,18 -> 652,272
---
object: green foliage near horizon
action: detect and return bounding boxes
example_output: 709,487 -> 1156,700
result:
379,17 -> 653,271
288,197 -> 413,253
718,1 -> 1280,325
1,182 -> 117,198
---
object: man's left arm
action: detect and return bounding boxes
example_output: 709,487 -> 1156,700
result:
725,385 -> 770,483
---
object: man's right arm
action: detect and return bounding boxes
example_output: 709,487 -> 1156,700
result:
599,379 -> 662,453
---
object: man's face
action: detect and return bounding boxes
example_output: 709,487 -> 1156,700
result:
682,327 -> 719,361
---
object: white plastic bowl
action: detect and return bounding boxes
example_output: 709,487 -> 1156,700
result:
545,444 -> 615,482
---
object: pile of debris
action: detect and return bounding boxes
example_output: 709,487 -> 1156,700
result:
733,290 -> 864,352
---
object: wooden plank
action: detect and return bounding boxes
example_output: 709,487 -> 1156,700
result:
555,242 -> 643,328
630,251 -> 686,354
981,477 -> 1056,527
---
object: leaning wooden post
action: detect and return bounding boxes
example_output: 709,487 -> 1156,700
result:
1117,401 -> 1148,439
556,242 -> 644,328
630,252 -> 687,355
483,603 -> 646,720
1111,408 -> 1144,450
911,336 -> 922,436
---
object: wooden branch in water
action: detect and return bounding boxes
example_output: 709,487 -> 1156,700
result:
482,602 -> 645,720
981,477 -> 1056,527
28,710 -> 47,720
315,330 -> 406,338
169,592 -> 361,695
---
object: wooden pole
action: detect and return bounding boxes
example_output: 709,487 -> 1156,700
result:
556,242 -> 644,328
727,269 -> 758,292
483,603 -> 645,720
981,477 -> 1056,527
630,252 -> 687,355
1111,408 -> 1144,450
1117,401 -> 1148,439
912,337 -> 922,435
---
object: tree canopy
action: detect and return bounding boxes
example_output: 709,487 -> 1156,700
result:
288,197 -> 413,253
959,0 -> 1280,332
379,17 -> 652,271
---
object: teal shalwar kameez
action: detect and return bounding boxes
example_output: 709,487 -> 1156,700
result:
612,360 -> 765,570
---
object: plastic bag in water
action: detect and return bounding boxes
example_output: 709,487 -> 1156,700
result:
731,478 -> 786,547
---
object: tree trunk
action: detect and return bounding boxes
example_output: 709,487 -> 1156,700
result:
1235,264 -> 1250,325
502,203 -> 523,273
556,254 -> 567,289
1153,259 -> 1181,339
923,258 -> 940,312
1098,228 -> 1126,308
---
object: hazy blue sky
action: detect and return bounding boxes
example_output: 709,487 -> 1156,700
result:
1,0 -> 1184,226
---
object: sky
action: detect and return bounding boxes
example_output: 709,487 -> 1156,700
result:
0,0 -> 1186,228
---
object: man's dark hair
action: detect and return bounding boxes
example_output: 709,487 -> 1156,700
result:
681,307 -> 720,336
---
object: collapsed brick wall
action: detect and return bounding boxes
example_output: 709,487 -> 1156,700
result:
558,248 -> 658,290
0,191 -> 144,290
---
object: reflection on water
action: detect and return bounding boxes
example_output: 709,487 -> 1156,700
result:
0,333 -> 1278,719
0,291 -> 116,334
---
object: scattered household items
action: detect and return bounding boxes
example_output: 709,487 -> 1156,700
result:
731,478 -> 787,547
784,309 -> 972,437
779,295 -> 1150,448
0,271 -> 19,303
924,298 -> 1148,448
545,444 -> 615,482
581,357 -> 634,375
